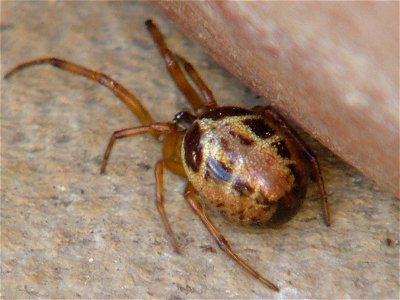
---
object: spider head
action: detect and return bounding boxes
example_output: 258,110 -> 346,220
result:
173,110 -> 197,130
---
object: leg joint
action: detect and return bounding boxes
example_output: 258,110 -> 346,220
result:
98,73 -> 115,88
49,57 -> 65,68
215,236 -> 229,251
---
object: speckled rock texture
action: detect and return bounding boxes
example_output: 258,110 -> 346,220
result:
1,2 -> 399,299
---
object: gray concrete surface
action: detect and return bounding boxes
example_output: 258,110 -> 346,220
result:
1,2 -> 398,298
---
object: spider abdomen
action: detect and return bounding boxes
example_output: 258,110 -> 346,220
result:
182,106 -> 308,226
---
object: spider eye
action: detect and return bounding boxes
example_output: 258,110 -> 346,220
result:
173,111 -> 196,129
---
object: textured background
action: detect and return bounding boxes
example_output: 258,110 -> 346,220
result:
1,2 -> 399,298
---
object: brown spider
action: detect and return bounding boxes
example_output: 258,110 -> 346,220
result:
5,19 -> 330,292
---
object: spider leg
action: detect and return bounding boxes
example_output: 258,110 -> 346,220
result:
101,122 -> 174,174
151,130 -> 188,254
145,20 -> 204,111
253,106 -> 331,226
4,57 -> 155,126
155,160 -> 181,254
184,183 -> 280,292
176,55 -> 217,108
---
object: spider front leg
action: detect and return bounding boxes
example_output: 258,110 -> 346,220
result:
145,20 -> 204,111
184,183 -> 280,292
100,122 -> 174,174
176,55 -> 217,108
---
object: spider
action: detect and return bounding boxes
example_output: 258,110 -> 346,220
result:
5,19 -> 330,292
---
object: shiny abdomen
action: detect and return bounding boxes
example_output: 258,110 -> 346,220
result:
182,107 -> 308,226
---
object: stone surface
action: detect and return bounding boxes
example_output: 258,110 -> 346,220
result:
1,2 -> 398,299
